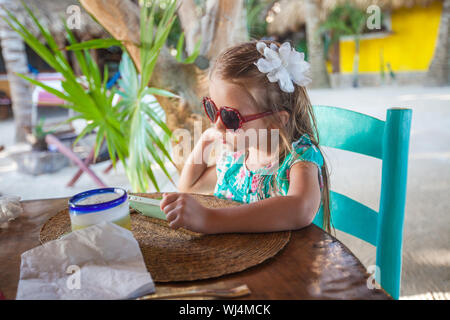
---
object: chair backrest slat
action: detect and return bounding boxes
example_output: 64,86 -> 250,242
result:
313,191 -> 378,246
314,105 -> 385,159
312,105 -> 412,300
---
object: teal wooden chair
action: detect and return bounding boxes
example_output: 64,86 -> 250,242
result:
312,105 -> 412,300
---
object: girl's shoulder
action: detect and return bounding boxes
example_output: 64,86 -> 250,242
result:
279,134 -> 324,174
291,134 -> 323,166
275,133 -> 325,193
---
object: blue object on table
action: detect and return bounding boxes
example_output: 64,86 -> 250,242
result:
312,105 -> 412,300
106,71 -> 121,89
69,187 -> 127,214
28,63 -> 39,76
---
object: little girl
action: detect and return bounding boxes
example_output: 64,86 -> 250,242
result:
161,40 -> 331,234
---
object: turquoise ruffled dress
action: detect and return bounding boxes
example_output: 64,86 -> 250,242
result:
214,134 -> 324,204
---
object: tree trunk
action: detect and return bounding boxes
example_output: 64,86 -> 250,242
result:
79,0 -> 204,170
330,39 -> 340,73
352,37 -> 360,88
0,0 -> 33,143
304,0 -> 330,88
79,0 -> 247,169
178,0 -> 201,56
79,0 -> 141,67
198,0 -> 247,59
426,0 -> 449,86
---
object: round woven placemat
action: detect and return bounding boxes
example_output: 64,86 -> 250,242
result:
40,193 -> 290,282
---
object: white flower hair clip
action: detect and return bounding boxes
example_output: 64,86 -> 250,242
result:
254,41 -> 311,93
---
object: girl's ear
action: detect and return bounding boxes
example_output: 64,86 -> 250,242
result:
278,110 -> 290,127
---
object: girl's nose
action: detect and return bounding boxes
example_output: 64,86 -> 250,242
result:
215,117 -> 226,132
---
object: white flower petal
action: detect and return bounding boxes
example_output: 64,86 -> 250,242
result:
300,60 -> 310,72
267,69 -> 279,83
290,66 -> 312,86
256,42 -> 267,55
288,50 -> 304,65
289,61 -> 310,83
254,58 -> 275,73
278,42 -> 292,64
291,73 -> 312,86
279,78 -> 294,92
255,40 -> 311,91
276,68 -> 294,93
280,42 -> 291,51
289,68 -> 301,83
264,48 -> 281,67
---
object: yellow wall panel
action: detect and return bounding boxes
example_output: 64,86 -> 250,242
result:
339,1 -> 442,73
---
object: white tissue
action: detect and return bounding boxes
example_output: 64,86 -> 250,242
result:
16,221 -> 155,300
0,196 -> 23,224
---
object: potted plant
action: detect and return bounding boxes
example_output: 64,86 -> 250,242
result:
26,118 -> 54,151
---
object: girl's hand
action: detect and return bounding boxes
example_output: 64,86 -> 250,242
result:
198,127 -> 223,165
160,193 -> 215,234
201,127 -> 223,144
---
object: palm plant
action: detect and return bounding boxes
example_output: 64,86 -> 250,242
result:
28,117 -> 54,151
245,0 -> 270,39
2,0 -> 182,192
320,2 -> 367,87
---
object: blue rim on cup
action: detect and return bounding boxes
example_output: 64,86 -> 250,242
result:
69,187 -> 128,215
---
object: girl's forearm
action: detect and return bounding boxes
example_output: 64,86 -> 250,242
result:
180,165 -> 217,194
178,138 -> 213,192
208,195 -> 317,233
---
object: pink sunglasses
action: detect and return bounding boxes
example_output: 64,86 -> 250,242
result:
202,96 -> 275,131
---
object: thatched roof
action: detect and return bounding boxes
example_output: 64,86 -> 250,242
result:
4,0 -> 108,46
267,0 -> 441,35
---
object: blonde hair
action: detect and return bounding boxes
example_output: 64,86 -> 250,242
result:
210,40 -> 331,233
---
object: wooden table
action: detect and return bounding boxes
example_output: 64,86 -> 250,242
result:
0,197 -> 391,300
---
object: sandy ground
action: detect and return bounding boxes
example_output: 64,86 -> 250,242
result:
0,86 -> 449,299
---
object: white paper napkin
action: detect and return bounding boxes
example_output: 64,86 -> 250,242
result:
16,221 -> 155,300
0,196 -> 23,224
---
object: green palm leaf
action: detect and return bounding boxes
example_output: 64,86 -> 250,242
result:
5,0 -> 179,192
66,39 -> 123,51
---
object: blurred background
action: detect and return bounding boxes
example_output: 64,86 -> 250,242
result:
0,0 -> 448,299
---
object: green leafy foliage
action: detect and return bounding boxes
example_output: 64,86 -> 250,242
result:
33,118 -> 54,139
320,2 -> 370,44
174,32 -> 202,64
319,1 -> 377,87
152,0 -> 183,48
117,52 -> 177,192
3,0 -> 180,192
246,0 -> 270,39
65,38 -> 123,51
